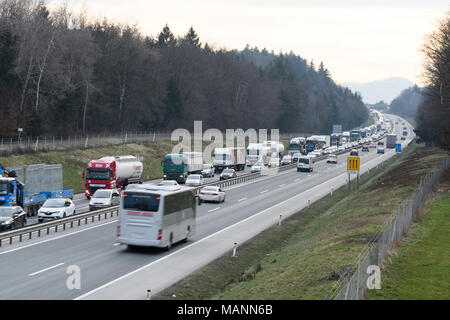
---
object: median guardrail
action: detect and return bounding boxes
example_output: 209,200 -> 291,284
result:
0,206 -> 120,247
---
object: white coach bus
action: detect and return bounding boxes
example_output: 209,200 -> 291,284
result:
117,184 -> 196,249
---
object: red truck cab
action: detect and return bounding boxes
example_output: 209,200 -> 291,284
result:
85,159 -> 118,199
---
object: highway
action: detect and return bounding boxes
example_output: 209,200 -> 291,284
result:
0,114 -> 414,300
23,166 -> 254,227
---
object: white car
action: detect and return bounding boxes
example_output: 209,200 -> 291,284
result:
281,155 -> 292,165
185,174 -> 203,187
251,162 -> 263,173
268,157 -> 280,168
198,186 -> 225,203
158,180 -> 179,187
327,154 -> 338,164
38,198 -> 76,222
337,146 -> 346,151
89,189 -> 120,211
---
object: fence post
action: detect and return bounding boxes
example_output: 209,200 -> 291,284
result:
344,263 -> 352,300
356,252 -> 361,299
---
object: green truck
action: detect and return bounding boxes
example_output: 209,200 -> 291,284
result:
162,152 -> 203,184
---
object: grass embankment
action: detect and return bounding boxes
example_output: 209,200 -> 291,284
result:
366,172 -> 450,300
155,142 -> 448,300
0,141 -> 176,194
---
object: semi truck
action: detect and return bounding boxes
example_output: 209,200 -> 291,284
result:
330,133 -> 343,146
351,130 -> 360,142
288,137 -> 306,156
163,152 -> 203,183
386,134 -> 397,148
262,141 -> 285,158
84,156 -> 143,199
246,144 -> 270,166
213,148 -> 246,172
0,164 -> 73,217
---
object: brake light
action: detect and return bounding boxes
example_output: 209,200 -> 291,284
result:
200,192 -> 205,195
116,225 -> 120,237
157,229 -> 163,240
212,193 -> 218,196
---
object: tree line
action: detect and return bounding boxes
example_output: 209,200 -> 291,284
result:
0,0 -> 368,138
389,85 -> 423,119
415,11 -> 450,150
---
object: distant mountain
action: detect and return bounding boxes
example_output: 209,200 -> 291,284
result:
342,77 -> 416,104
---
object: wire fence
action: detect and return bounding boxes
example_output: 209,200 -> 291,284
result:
326,155 -> 450,300
0,132 -> 310,156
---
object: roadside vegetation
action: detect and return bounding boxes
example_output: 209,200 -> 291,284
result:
366,173 -> 450,300
155,142 -> 448,299
0,141 -> 175,193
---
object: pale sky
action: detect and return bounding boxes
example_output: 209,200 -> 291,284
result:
49,0 -> 449,85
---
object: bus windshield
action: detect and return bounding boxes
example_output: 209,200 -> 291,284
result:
123,192 -> 160,212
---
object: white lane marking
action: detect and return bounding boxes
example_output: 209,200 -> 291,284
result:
113,243 -> 121,247
260,190 -> 269,194
0,219 -> 118,256
208,207 -> 221,213
29,262 -> 65,276
279,184 -> 286,187
238,197 -> 247,202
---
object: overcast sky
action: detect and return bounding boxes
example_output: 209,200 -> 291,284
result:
49,0 -> 449,85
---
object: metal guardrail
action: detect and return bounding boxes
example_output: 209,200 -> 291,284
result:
0,206 -> 119,247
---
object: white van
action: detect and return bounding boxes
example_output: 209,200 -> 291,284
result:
297,156 -> 313,172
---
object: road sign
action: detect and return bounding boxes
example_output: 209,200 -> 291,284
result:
347,156 -> 360,173
333,124 -> 342,134
396,144 -> 401,152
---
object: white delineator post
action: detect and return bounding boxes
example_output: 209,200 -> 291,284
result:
146,289 -> 151,300
232,242 -> 237,257
278,215 -> 282,226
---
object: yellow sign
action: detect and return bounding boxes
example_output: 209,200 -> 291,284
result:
347,157 -> 360,171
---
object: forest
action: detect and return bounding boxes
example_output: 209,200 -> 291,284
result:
0,0 -> 368,138
415,11 -> 450,150
389,85 -> 423,119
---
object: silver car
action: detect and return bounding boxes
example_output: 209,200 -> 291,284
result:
89,189 -> 120,211
201,164 -> 215,178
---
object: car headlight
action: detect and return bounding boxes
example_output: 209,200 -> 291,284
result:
3,218 -> 13,225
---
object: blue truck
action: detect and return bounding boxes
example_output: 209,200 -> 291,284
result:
0,164 -> 73,217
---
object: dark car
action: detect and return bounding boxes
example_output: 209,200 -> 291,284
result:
219,168 -> 237,180
350,149 -> 359,156
377,141 -> 384,146
401,137 -> 406,140
361,146 -> 369,152
0,206 -> 27,231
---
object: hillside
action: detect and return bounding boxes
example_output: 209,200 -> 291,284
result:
0,1 -> 368,138
343,77 -> 416,104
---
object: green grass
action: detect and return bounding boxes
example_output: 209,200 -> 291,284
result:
0,141 -> 176,193
366,190 -> 450,300
155,142 -> 449,300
